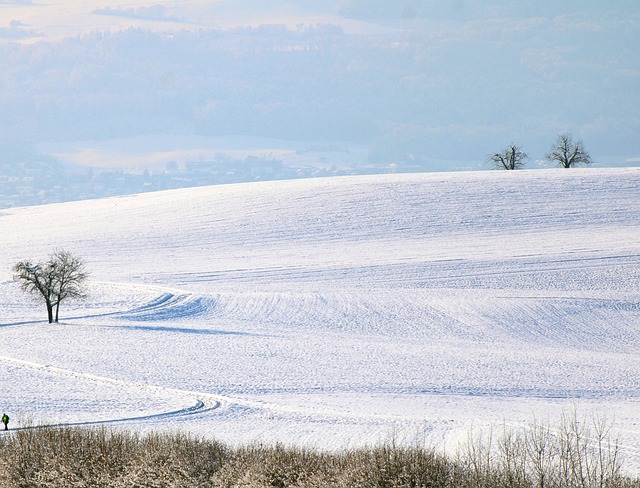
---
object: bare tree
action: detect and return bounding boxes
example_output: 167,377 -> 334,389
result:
50,249 -> 89,322
487,144 -> 528,170
13,260 -> 58,323
13,249 -> 89,323
547,133 -> 594,168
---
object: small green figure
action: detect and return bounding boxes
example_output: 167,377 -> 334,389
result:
1,413 -> 9,431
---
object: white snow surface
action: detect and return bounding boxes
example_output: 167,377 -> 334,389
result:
1,169 -> 640,470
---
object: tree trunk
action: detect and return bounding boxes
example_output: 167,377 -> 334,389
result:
55,301 -> 60,323
46,300 -> 53,324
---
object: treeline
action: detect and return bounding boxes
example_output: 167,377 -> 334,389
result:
0,24 -> 401,144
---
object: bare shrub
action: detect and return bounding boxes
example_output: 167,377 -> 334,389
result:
457,411 -> 631,488
327,443 -> 452,488
0,426 -> 136,487
210,443 -> 325,488
0,426 -> 228,488
0,415 -> 636,488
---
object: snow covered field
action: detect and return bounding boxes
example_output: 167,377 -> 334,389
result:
0,169 -> 639,470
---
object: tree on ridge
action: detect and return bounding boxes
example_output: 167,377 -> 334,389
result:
547,133 -> 594,168
487,144 -> 528,170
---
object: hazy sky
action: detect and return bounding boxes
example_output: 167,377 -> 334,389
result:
1,0 -> 638,170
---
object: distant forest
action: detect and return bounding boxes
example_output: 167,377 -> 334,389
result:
1,24 -> 425,155
1,0 -> 638,166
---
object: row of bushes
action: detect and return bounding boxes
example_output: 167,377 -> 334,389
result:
0,413 -> 637,487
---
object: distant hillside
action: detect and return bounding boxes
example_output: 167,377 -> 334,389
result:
0,0 -> 638,174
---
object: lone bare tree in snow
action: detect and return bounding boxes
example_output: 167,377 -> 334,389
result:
487,144 -> 528,170
13,249 -> 89,323
547,133 -> 594,168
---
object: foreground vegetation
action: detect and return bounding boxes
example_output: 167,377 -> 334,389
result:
0,414 -> 638,487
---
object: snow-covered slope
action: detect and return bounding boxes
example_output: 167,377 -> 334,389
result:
1,169 -> 639,469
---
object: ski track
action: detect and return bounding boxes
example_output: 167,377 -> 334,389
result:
0,170 -> 640,471
0,353 -> 224,427
0,350 -> 427,430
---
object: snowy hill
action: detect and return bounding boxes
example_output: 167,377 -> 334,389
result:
1,169 -> 640,469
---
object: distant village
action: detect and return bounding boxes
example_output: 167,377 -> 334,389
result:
0,155 -> 404,209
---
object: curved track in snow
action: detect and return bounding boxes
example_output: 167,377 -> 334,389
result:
0,354 -> 225,430
0,348 -> 421,432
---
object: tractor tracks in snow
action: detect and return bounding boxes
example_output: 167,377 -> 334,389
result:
64,281 -> 215,323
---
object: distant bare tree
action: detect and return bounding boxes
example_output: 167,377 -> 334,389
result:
547,133 -> 594,168
487,144 -> 528,170
13,249 -> 89,323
